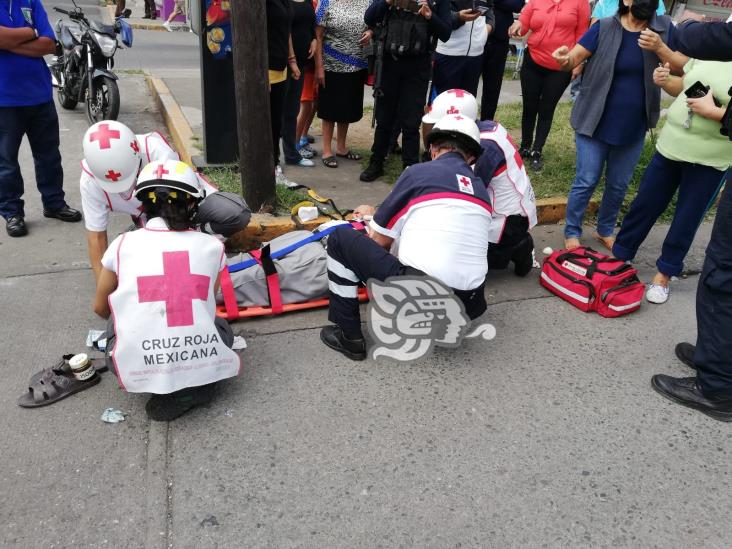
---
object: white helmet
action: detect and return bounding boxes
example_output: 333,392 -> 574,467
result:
135,160 -> 205,201
83,121 -> 142,194
422,89 -> 479,124
426,114 -> 484,159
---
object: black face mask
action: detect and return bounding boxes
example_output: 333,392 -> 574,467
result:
630,0 -> 656,20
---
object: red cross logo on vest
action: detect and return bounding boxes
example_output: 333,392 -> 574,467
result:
448,89 -> 466,98
130,140 -> 140,154
155,164 -> 169,179
447,105 -> 460,114
137,251 -> 210,327
89,124 -> 121,150
105,170 -> 122,182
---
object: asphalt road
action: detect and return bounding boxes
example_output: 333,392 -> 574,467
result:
1,15 -> 730,548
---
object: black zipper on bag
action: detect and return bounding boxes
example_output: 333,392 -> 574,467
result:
601,275 -> 641,302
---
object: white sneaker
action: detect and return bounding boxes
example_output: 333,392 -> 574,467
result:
163,21 -> 173,32
646,283 -> 670,304
275,165 -> 299,188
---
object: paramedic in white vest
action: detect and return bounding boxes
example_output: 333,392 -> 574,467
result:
422,89 -> 538,275
93,160 -> 241,421
80,121 -> 251,282
322,114 -> 493,360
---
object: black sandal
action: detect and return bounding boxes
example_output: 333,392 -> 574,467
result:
336,150 -> 362,161
322,156 -> 338,168
18,367 -> 100,408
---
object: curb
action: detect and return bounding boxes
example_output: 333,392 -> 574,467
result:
147,70 -> 596,246
106,5 -> 190,31
145,74 -> 197,166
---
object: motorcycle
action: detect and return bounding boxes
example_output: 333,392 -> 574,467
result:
48,1 -> 133,124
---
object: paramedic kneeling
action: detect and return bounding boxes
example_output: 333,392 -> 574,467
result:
80,120 -> 250,283
93,160 -> 241,422
321,114 -> 493,360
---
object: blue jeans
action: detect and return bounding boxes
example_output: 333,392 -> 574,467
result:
0,101 -> 66,219
565,132 -> 646,239
612,152 -> 726,277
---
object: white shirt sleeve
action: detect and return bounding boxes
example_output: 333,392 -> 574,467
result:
80,164 -> 111,232
101,234 -> 124,274
141,132 -> 180,164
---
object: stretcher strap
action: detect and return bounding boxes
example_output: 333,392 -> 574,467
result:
250,246 -> 284,315
219,267 -> 240,321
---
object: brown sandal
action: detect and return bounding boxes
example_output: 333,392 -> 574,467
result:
593,233 -> 615,251
18,367 -> 100,408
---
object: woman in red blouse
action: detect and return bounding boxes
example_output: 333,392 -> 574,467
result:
509,0 -> 590,170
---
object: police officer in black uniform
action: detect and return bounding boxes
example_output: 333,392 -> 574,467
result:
651,18 -> 732,422
360,0 -> 452,181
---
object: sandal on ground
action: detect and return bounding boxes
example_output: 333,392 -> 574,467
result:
336,150 -> 362,161
18,367 -> 100,408
564,237 -> 581,250
322,156 -> 338,168
593,233 -> 615,251
29,354 -> 107,384
145,383 -> 217,422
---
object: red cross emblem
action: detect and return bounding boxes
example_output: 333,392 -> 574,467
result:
446,105 -> 460,114
448,89 -> 466,98
137,251 -> 210,328
130,140 -> 140,154
89,124 -> 121,150
459,176 -> 471,186
105,170 -> 122,182
155,164 -> 170,179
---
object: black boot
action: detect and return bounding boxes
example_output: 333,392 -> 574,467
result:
320,325 -> 367,361
529,150 -> 544,171
675,342 -> 697,370
511,233 -> 534,277
651,375 -> 732,422
359,158 -> 384,182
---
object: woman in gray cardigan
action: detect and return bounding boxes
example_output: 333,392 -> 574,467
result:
551,0 -> 682,251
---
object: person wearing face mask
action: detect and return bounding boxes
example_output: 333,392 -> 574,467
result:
551,0 -> 676,252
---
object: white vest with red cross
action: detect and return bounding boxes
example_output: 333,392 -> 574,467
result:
479,123 -> 538,244
108,219 -> 240,394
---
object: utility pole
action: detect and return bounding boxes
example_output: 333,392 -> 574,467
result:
229,0 -> 275,211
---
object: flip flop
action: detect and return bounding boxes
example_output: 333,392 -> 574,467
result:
593,233 -> 615,251
564,237 -> 581,250
336,150 -> 362,161
322,156 -> 338,168
18,367 -> 100,408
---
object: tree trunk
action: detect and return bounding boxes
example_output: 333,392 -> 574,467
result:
229,0 -> 275,211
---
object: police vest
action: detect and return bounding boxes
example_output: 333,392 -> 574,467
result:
108,221 -> 240,394
384,7 -> 432,57
479,123 -> 538,244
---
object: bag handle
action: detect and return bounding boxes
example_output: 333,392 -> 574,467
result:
219,267 -> 240,321
250,245 -> 284,315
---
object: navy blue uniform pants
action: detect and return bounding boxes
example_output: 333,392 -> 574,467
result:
0,101 -> 66,219
480,40 -> 510,122
327,226 -> 488,337
694,180 -> 732,396
372,54 -> 432,167
613,153 -> 726,277
432,52 -> 483,98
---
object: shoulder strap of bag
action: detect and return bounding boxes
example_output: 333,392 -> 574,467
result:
250,245 -> 284,315
219,267 -> 240,320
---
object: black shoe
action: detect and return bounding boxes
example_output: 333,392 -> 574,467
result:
511,233 -> 534,277
359,160 -> 384,182
145,383 -> 217,421
6,215 -> 28,237
518,146 -> 531,159
675,342 -> 697,370
43,205 -> 82,222
529,150 -> 544,171
651,375 -> 732,422
320,325 -> 367,361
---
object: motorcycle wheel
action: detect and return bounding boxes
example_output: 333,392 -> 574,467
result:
86,76 -> 120,124
57,85 -> 78,110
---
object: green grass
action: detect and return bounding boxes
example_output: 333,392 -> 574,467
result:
203,166 -> 308,214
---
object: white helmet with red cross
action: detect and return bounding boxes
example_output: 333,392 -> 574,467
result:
426,114 -> 484,159
82,121 -> 142,194
422,89 -> 479,124
135,160 -> 205,201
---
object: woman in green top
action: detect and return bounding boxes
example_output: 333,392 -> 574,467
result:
612,57 -> 732,305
